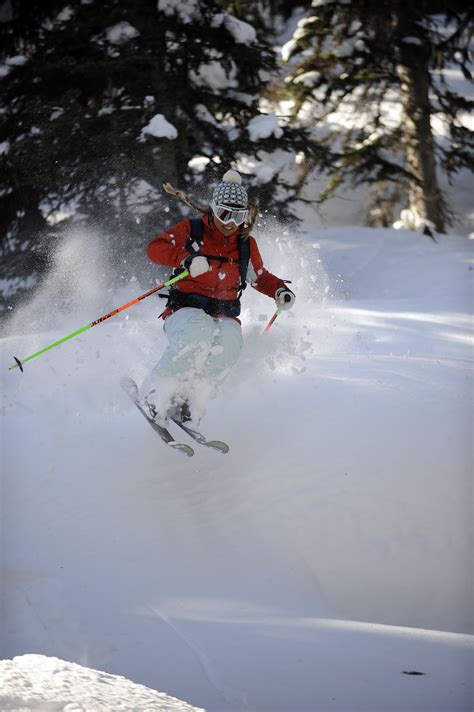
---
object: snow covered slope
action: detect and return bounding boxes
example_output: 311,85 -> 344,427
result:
1,226 -> 472,711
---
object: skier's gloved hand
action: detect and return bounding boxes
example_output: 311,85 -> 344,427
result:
182,254 -> 211,278
275,287 -> 295,311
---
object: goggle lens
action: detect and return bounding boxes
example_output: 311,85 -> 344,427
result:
212,201 -> 248,226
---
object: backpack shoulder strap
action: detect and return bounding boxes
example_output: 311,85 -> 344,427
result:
238,235 -> 250,293
186,218 -> 204,253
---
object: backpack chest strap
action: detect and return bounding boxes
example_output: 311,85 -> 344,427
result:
197,253 -> 240,265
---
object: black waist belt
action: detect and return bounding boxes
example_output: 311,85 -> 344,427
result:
166,289 -> 241,317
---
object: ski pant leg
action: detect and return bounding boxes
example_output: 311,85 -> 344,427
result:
142,307 -> 216,401
187,316 -> 243,421
159,307 -> 218,381
141,308 -> 243,419
200,316 -> 244,385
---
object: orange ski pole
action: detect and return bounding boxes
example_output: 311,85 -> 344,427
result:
263,308 -> 281,333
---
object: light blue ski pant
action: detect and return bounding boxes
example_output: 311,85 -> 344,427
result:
142,307 -> 243,417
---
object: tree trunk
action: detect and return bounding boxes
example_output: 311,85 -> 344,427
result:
395,18 -> 445,233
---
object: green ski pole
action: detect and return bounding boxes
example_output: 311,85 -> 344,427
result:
9,270 -> 188,372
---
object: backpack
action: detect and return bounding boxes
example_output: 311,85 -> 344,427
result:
163,217 -> 251,318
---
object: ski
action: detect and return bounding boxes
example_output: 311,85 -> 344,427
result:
170,418 -> 230,454
120,377 -> 194,458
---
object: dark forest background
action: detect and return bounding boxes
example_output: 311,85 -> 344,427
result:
0,0 -> 472,313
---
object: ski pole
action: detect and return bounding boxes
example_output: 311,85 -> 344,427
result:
8,270 -> 189,372
263,308 -> 281,333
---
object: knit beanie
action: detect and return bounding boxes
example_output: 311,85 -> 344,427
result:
212,170 -> 248,208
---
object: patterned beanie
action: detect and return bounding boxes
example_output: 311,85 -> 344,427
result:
212,170 -> 248,208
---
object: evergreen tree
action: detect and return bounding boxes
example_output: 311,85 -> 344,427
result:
0,0 -> 306,308
282,0 -> 473,234
216,0 -> 297,35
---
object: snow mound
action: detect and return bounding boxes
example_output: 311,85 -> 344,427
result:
0,655 -> 204,712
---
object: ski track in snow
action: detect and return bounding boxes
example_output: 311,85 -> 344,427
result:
147,605 -> 248,710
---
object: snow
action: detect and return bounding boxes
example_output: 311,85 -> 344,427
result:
1,222 -> 472,711
105,21 -> 140,46
0,274 -> 38,299
125,180 -> 162,214
190,54 -> 238,92
211,13 -> 257,44
50,107 -> 65,121
402,36 -> 424,46
140,114 -> 178,141
0,655 -> 204,711
5,55 -> 29,67
188,156 -> 211,173
393,208 -> 436,234
0,55 -> 28,78
56,6 -> 74,23
247,113 -> 284,140
158,0 -> 201,25
194,104 -> 219,127
292,70 -> 321,86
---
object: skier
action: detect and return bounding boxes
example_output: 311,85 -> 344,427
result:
141,169 -> 295,425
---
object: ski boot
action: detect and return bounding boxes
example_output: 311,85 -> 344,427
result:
167,398 -> 192,424
143,391 -> 168,427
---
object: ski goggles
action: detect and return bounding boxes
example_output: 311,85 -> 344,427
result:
211,200 -> 248,226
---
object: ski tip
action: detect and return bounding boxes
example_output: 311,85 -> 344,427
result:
9,356 -> 24,372
207,441 -> 230,454
170,442 -> 195,457
120,376 -> 138,394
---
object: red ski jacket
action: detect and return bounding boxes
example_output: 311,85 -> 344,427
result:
147,213 -> 287,320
